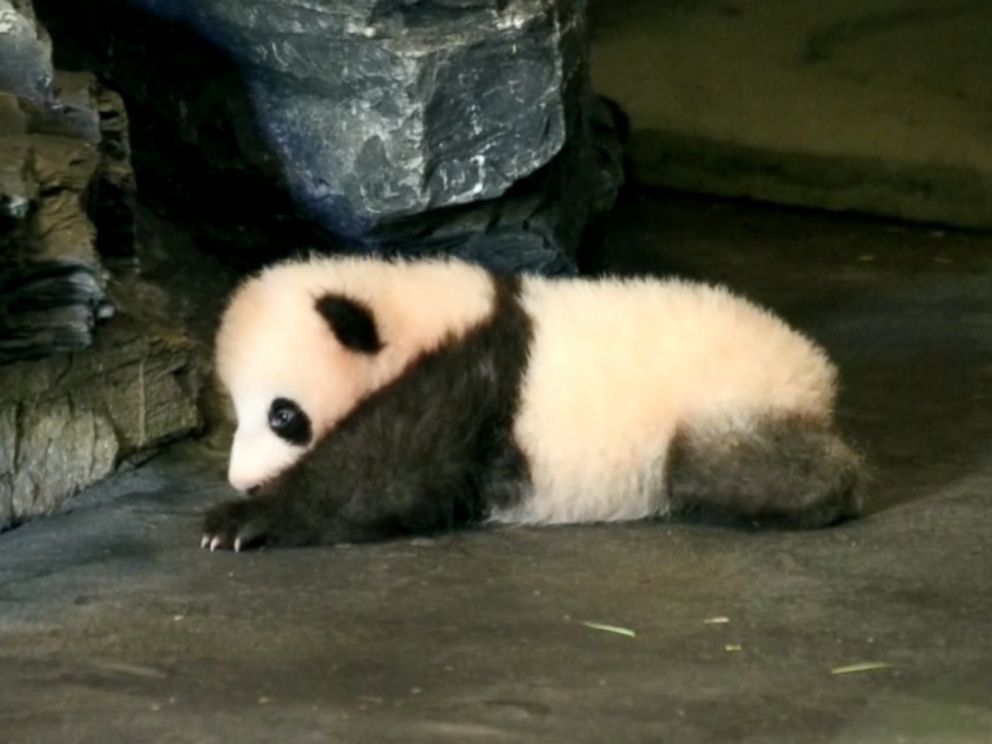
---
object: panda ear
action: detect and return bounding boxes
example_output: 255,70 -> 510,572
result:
314,294 -> 383,353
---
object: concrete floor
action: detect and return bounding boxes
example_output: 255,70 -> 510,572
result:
2,189 -> 991,743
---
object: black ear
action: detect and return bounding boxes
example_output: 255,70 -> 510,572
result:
315,294 -> 383,353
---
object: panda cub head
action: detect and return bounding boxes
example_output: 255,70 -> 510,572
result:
214,256 -> 497,493
215,263 -> 386,492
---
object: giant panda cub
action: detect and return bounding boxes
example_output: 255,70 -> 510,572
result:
202,256 -> 862,551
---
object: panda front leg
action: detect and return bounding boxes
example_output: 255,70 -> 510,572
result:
201,333 -> 525,550
202,492 -> 315,551
200,465 -> 453,552
202,404 -> 503,551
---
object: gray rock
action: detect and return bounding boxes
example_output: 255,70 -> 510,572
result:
0,260 -> 107,362
35,0 -> 623,272
0,0 -> 54,100
0,1 -> 193,530
1,71 -> 137,361
373,94 -> 626,274
148,0 -> 582,227
92,86 -> 137,261
0,314 -> 202,530
0,121 -> 107,360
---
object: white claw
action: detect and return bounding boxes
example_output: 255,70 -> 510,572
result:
210,536 -> 221,552
200,535 -> 209,549
234,537 -> 242,553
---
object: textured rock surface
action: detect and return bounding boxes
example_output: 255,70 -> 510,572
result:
0,0 -> 53,100
0,207 -> 214,530
1,1 -> 195,527
1,62 -> 137,361
0,4 -> 112,363
373,94 -> 625,274
0,260 -> 107,362
35,0 -> 623,272
0,312 -> 201,530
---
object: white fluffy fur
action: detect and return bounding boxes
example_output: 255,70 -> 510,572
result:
217,256 -> 836,523
216,256 -> 495,490
491,276 -> 835,525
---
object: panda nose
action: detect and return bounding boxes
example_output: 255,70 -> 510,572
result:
228,466 -> 260,493
246,485 -> 260,495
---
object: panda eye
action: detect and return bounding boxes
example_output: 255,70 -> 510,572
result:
267,397 -> 312,446
271,407 -> 294,427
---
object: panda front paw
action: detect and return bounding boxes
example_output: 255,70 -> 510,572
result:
201,499 -> 275,552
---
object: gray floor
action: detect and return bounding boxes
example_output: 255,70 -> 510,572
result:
2,190 -> 991,743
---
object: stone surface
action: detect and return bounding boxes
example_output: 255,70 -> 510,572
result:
0,260 -> 106,362
0,0 -> 53,100
0,2 -> 195,529
1,190 -> 990,742
590,0 -> 992,231
35,0 -> 624,272
372,94 -> 626,274
1,70 -> 137,361
0,310 -> 202,530
0,204 -> 221,529
0,118 -> 107,360
92,86 -> 137,260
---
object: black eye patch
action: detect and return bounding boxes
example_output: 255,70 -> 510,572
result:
268,397 -> 312,446
315,294 -> 382,354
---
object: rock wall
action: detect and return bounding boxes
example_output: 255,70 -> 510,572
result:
0,317 -> 201,529
0,0 -> 200,529
1,0 -> 136,361
34,0 -> 624,273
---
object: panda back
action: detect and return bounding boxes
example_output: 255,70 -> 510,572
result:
500,275 -> 838,525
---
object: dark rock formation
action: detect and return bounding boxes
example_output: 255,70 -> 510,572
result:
35,0 -> 624,273
0,77 -> 137,360
1,0 -> 137,361
0,313 -> 201,530
0,260 -> 108,363
1,0 -> 200,528
0,0 -> 53,100
375,94 -> 627,274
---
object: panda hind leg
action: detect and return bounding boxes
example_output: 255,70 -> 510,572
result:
666,413 -> 864,529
